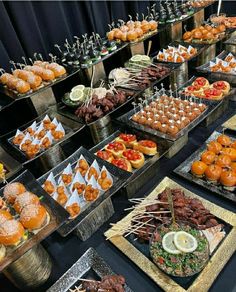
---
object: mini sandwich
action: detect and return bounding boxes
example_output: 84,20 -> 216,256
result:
0,219 -> 25,249
122,149 -> 145,169
111,158 -> 132,172
105,141 -> 126,158
96,150 -> 114,163
115,133 -> 137,148
211,81 -> 230,95
19,204 -> 49,231
192,77 -> 210,89
133,140 -> 157,156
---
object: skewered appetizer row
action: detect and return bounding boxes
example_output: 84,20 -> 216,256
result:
72,275 -> 126,292
0,60 -> 66,95
183,23 -> 226,43
0,182 -> 50,259
210,14 -> 236,28
191,134 -> 236,191
182,77 -> 230,100
156,44 -> 198,63
131,95 -> 207,137
158,0 -> 194,24
12,115 -> 65,159
107,16 -> 158,43
209,53 -> 236,74
56,34 -> 118,69
110,64 -> 171,91
96,133 -> 157,172
43,157 -> 113,219
75,88 -> 134,123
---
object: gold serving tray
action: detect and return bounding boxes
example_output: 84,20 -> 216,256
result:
223,114 -> 236,131
105,177 -> 236,292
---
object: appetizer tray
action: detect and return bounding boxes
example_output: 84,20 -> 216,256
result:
0,170 -> 68,271
117,94 -> 217,142
0,65 -> 79,101
174,131 -> 236,203
105,177 -> 236,292
90,124 -> 172,196
57,88 -> 137,127
38,146 -> 130,237
115,63 -> 175,92
47,247 -> 132,292
196,50 -> 236,85
0,146 -> 22,184
85,42 -> 129,69
153,41 -> 207,65
177,76 -> 233,103
0,109 -> 84,165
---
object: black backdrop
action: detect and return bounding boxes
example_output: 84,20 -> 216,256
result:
0,1 -> 232,71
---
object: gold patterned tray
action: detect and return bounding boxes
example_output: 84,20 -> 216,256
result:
105,177 -> 236,292
223,114 -> 236,131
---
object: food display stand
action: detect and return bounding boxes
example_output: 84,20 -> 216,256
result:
0,1 -> 235,292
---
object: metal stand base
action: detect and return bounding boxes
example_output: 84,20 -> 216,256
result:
225,44 -> 236,54
193,10 -> 204,27
89,115 -> 113,144
170,22 -> 182,41
196,44 -> 216,66
84,62 -> 106,86
166,133 -> 188,159
3,244 -> 52,291
130,42 -> 145,56
170,62 -> 189,88
74,197 -> 114,241
30,87 -> 56,115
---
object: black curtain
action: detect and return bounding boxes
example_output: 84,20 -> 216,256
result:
0,1 -> 153,70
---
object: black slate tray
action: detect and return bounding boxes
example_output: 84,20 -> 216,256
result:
117,94 -> 217,142
153,41 -> 208,65
174,130 -> 236,203
0,170 -> 68,271
47,247 -> 133,292
177,75 -> 234,103
90,124 -> 172,187
38,146 -> 131,237
0,65 -> 79,101
0,108 -> 84,165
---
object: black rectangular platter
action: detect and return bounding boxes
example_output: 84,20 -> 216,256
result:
0,108 -> 85,165
174,131 -> 236,203
115,63 -> 175,92
0,169 -> 68,271
38,146 -> 131,237
153,41 -> 207,65
196,50 -> 236,85
90,123 -> 172,187
0,65 -> 79,101
57,88 -> 138,127
47,247 -> 132,292
177,75 -> 234,104
117,93 -> 218,142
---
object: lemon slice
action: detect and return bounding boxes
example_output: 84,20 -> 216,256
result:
69,89 -> 84,101
71,85 -> 85,92
174,231 -> 198,253
140,55 -> 151,62
130,55 -> 143,62
162,231 -> 180,254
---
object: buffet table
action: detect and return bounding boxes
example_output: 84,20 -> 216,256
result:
0,1 -> 236,291
0,100 -> 235,292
